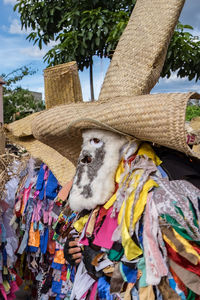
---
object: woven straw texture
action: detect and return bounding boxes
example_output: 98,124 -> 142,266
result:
4,62 -> 84,184
190,116 -> 200,132
99,0 -> 185,100
5,113 -> 76,186
4,112 -> 41,137
193,145 -> 200,155
44,61 -> 83,109
5,130 -> 75,186
32,92 -> 200,166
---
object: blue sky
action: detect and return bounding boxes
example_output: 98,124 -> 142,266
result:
0,0 -> 200,101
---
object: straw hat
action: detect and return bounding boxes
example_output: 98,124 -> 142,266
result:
31,0 -> 200,172
7,0 -> 197,185
190,116 -> 200,132
99,0 -> 185,100
5,62 -> 81,185
32,92 -> 200,168
5,116 -> 75,187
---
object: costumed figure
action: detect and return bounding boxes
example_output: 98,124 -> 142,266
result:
4,0 -> 200,299
30,0 -> 200,298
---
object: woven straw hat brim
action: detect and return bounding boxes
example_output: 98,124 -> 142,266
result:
5,118 -> 75,186
99,0 -> 185,100
32,92 -> 200,166
4,112 -> 41,137
190,117 -> 200,132
4,61 -> 83,184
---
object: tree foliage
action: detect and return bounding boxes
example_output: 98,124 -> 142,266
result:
2,66 -> 45,124
14,0 -> 135,100
15,0 -> 134,71
186,105 -> 200,121
161,23 -> 200,82
14,0 -> 200,97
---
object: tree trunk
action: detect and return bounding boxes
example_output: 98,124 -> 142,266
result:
89,58 -> 95,101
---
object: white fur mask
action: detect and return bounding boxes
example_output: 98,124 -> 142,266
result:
69,129 -> 127,212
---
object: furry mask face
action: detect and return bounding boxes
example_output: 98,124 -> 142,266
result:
68,129 -> 128,212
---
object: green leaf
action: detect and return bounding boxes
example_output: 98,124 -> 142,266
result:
183,24 -> 194,30
104,26 -> 108,35
95,37 -> 100,46
88,31 -> 93,40
97,19 -> 103,27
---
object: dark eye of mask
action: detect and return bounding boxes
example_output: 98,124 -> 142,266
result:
90,138 -> 100,144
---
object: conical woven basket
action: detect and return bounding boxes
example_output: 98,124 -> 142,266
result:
44,61 -> 83,109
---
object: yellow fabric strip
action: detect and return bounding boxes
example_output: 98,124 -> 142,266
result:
115,159 -> 125,184
104,193 -> 117,210
3,281 -> 10,293
163,234 -> 177,252
119,179 -> 158,260
137,143 -> 162,166
73,214 -> 90,233
163,230 -> 200,264
104,143 -> 161,211
172,228 -> 200,262
105,143 -> 160,260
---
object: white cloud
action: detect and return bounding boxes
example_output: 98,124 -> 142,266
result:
3,0 -> 16,4
161,72 -> 187,84
192,29 -> 200,41
48,40 -> 60,47
9,18 -> 32,35
20,47 -> 46,58
189,84 -> 200,92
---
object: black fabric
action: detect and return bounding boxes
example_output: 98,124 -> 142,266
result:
0,291 -> 5,300
154,146 -> 200,189
82,246 -> 103,280
40,273 -> 53,294
64,238 -> 80,266
111,241 -> 124,253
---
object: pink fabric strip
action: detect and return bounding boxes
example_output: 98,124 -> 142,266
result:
93,207 -> 118,249
90,281 -> 98,300
144,192 -> 168,281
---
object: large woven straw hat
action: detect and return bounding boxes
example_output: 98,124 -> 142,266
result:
99,0 -> 185,100
31,0 -> 200,171
5,61 -> 81,185
4,113 -> 75,186
32,92 -> 200,167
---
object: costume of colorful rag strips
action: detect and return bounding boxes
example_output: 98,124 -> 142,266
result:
8,158 -> 77,300
2,0 -> 200,299
55,140 -> 200,300
0,152 -> 27,300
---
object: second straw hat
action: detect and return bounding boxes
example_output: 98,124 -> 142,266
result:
5,61 -> 83,185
